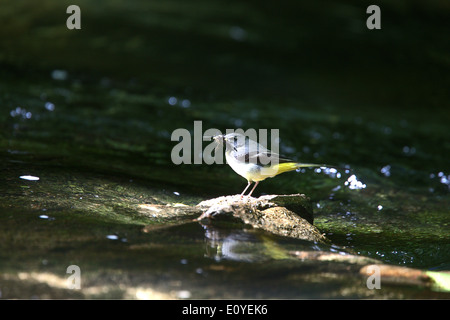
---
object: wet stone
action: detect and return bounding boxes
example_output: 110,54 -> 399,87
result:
196,194 -> 329,243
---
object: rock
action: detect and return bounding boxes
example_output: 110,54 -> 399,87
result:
360,264 -> 450,292
137,203 -> 200,219
290,251 -> 380,265
196,194 -> 328,243
252,194 -> 314,224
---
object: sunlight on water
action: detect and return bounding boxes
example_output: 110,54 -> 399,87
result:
344,174 -> 366,190
306,166 -> 366,191
229,26 -> 247,41
10,107 -> 32,119
44,102 -> 55,111
20,175 -> 40,181
51,69 -> 68,81
437,172 -> 450,189
168,96 -> 191,108
168,96 -> 177,106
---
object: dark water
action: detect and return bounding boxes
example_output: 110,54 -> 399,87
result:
0,1 -> 449,298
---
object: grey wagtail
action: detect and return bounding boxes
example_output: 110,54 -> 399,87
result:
213,133 -> 323,197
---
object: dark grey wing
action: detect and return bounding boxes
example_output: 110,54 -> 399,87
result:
232,150 -> 294,167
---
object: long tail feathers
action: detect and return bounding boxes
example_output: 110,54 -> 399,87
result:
274,162 -> 323,174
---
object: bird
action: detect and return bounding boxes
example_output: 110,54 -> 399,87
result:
213,132 -> 323,197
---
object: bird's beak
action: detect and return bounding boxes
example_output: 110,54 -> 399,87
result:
212,135 -> 224,143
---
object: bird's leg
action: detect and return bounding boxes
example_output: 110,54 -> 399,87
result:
240,181 -> 252,198
247,181 -> 260,198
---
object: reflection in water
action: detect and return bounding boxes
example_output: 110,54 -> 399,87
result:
200,223 -> 326,263
202,224 -> 262,262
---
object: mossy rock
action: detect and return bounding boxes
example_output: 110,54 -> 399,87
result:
196,194 -> 328,243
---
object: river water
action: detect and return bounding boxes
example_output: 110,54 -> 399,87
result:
0,1 -> 449,298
